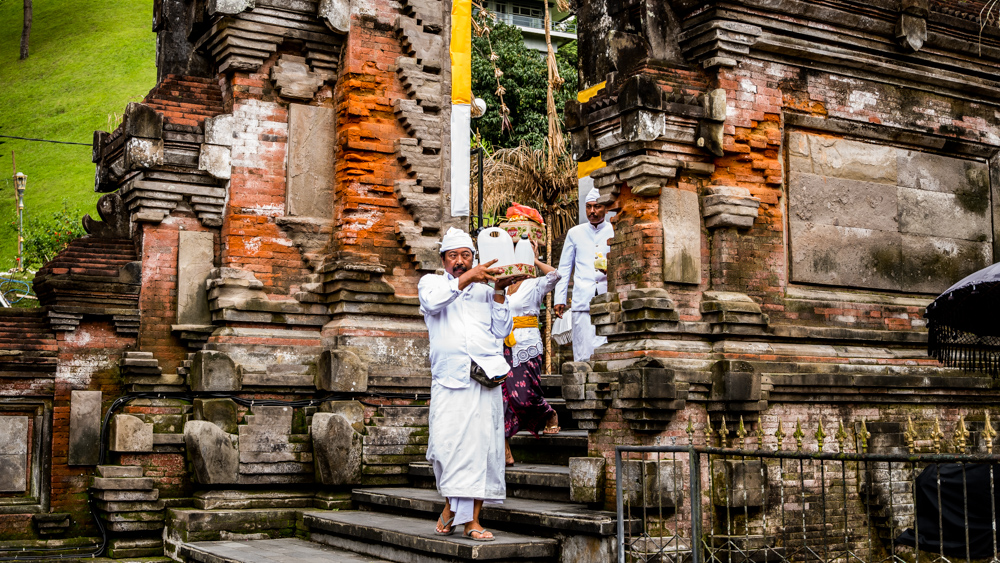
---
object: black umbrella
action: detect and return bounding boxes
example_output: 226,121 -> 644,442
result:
926,261 -> 1000,377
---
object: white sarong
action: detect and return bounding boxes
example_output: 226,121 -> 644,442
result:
572,311 -> 606,362
426,380 -> 506,506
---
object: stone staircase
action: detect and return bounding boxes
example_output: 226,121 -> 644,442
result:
174,377 -> 630,563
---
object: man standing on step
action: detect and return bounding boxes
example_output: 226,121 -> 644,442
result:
418,227 -> 528,541
554,187 -> 614,361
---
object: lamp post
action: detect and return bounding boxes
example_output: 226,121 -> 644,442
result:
13,172 -> 25,272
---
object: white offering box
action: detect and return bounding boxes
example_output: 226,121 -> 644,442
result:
477,227 -> 535,279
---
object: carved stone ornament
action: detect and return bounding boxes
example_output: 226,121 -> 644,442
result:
82,193 -> 129,239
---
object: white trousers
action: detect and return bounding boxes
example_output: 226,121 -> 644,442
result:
572,310 -> 606,362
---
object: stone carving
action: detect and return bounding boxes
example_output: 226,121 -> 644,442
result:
189,350 -> 241,392
271,55 -> 329,100
317,348 -> 369,392
697,88 -> 727,157
286,104 -> 335,218
318,0 -> 350,33
660,188 -> 701,285
896,0 -> 929,52
82,193 -> 129,239
207,268 -> 331,327
678,20 -> 762,69
312,412 -> 363,485
109,414 -> 155,452
193,398 -> 239,434
176,231 -> 215,327
184,420 -> 239,484
701,186 -> 760,229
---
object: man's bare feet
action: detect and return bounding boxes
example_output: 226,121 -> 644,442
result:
463,521 -> 495,541
435,506 -> 454,535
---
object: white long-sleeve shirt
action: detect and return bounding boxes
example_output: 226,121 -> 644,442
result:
555,220 -> 614,312
506,270 -> 561,367
418,272 -> 513,388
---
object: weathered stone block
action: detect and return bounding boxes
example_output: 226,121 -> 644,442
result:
569,457 -> 606,503
710,360 -> 760,403
193,398 -> 239,434
272,56 -> 325,100
319,0 -> 350,32
190,350 -> 241,392
316,349 -> 368,392
109,414 -> 154,453
659,187 -> 700,284
712,460 -> 767,508
312,413 -> 362,485
208,0 -> 253,15
177,231 -> 214,326
69,390 -> 101,465
287,103 -> 335,217
621,459 -> 683,507
199,143 -> 231,180
203,114 -> 235,146
184,420 -> 239,485
319,400 -> 365,433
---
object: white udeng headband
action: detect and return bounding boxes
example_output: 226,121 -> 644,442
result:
585,187 -> 600,203
439,227 -> 475,253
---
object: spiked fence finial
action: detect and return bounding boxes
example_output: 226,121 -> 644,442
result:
985,412 -> 997,454
775,420 -> 786,451
686,418 -> 695,445
793,420 -> 805,451
755,416 -> 765,451
836,420 -> 848,453
932,416 -> 944,454
815,419 -> 826,452
860,418 -> 871,453
905,416 -> 917,454
737,416 -> 748,447
954,415 -> 969,453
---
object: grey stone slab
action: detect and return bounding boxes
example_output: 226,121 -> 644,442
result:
0,415 -> 28,455
787,131 -> 897,184
97,465 -> 144,478
182,537 -> 392,563
313,413 -> 362,486
305,510 -> 559,560
0,454 -> 26,492
349,487 -> 638,536
788,173 -> 898,231
789,221 -> 902,291
109,414 -> 154,452
178,231 -> 215,326
92,488 -> 159,501
69,390 -> 102,465
186,420 -> 239,485
897,149 -> 990,196
287,104 -> 335,218
659,188 -> 700,284
897,187 -> 992,242
900,234 -> 992,294
92,476 -> 156,490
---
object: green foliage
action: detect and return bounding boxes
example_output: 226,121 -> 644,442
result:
9,200 -> 86,271
471,14 -> 578,150
0,0 -> 156,270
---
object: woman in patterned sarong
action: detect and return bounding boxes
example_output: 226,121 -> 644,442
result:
502,238 -> 561,466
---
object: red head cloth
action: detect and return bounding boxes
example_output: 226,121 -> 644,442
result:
506,202 -> 544,225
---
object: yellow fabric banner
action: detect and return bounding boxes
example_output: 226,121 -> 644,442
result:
450,0 -> 472,104
576,81 -> 606,179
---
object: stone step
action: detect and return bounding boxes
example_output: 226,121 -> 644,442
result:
508,429 -> 587,466
351,487 -> 637,537
304,509 -> 558,562
409,462 -> 570,502
180,537 -> 393,563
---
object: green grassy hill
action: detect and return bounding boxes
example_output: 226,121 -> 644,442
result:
0,0 -> 156,270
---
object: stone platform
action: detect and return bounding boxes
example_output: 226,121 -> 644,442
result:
181,537 -> 391,562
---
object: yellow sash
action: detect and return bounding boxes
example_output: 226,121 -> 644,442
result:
504,316 -> 539,348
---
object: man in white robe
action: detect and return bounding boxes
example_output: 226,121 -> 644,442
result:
418,227 -> 527,541
554,187 -> 614,361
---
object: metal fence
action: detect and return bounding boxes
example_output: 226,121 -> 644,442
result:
616,416 -> 1000,563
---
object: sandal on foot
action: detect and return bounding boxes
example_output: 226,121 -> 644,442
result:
464,527 -> 495,542
542,425 -> 561,435
435,515 -> 455,536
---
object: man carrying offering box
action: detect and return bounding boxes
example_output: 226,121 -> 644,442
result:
418,227 -> 529,541
554,187 -> 615,361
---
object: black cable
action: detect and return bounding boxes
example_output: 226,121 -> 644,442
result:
0,388 -> 430,560
0,135 -> 90,147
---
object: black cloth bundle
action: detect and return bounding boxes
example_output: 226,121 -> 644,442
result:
896,463 -> 1000,558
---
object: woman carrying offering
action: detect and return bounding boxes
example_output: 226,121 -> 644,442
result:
501,205 -> 561,466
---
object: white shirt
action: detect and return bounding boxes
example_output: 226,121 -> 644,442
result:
555,220 -> 614,312
506,270 -> 561,367
418,272 -> 513,388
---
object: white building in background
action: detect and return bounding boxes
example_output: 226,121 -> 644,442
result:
482,0 -> 576,52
